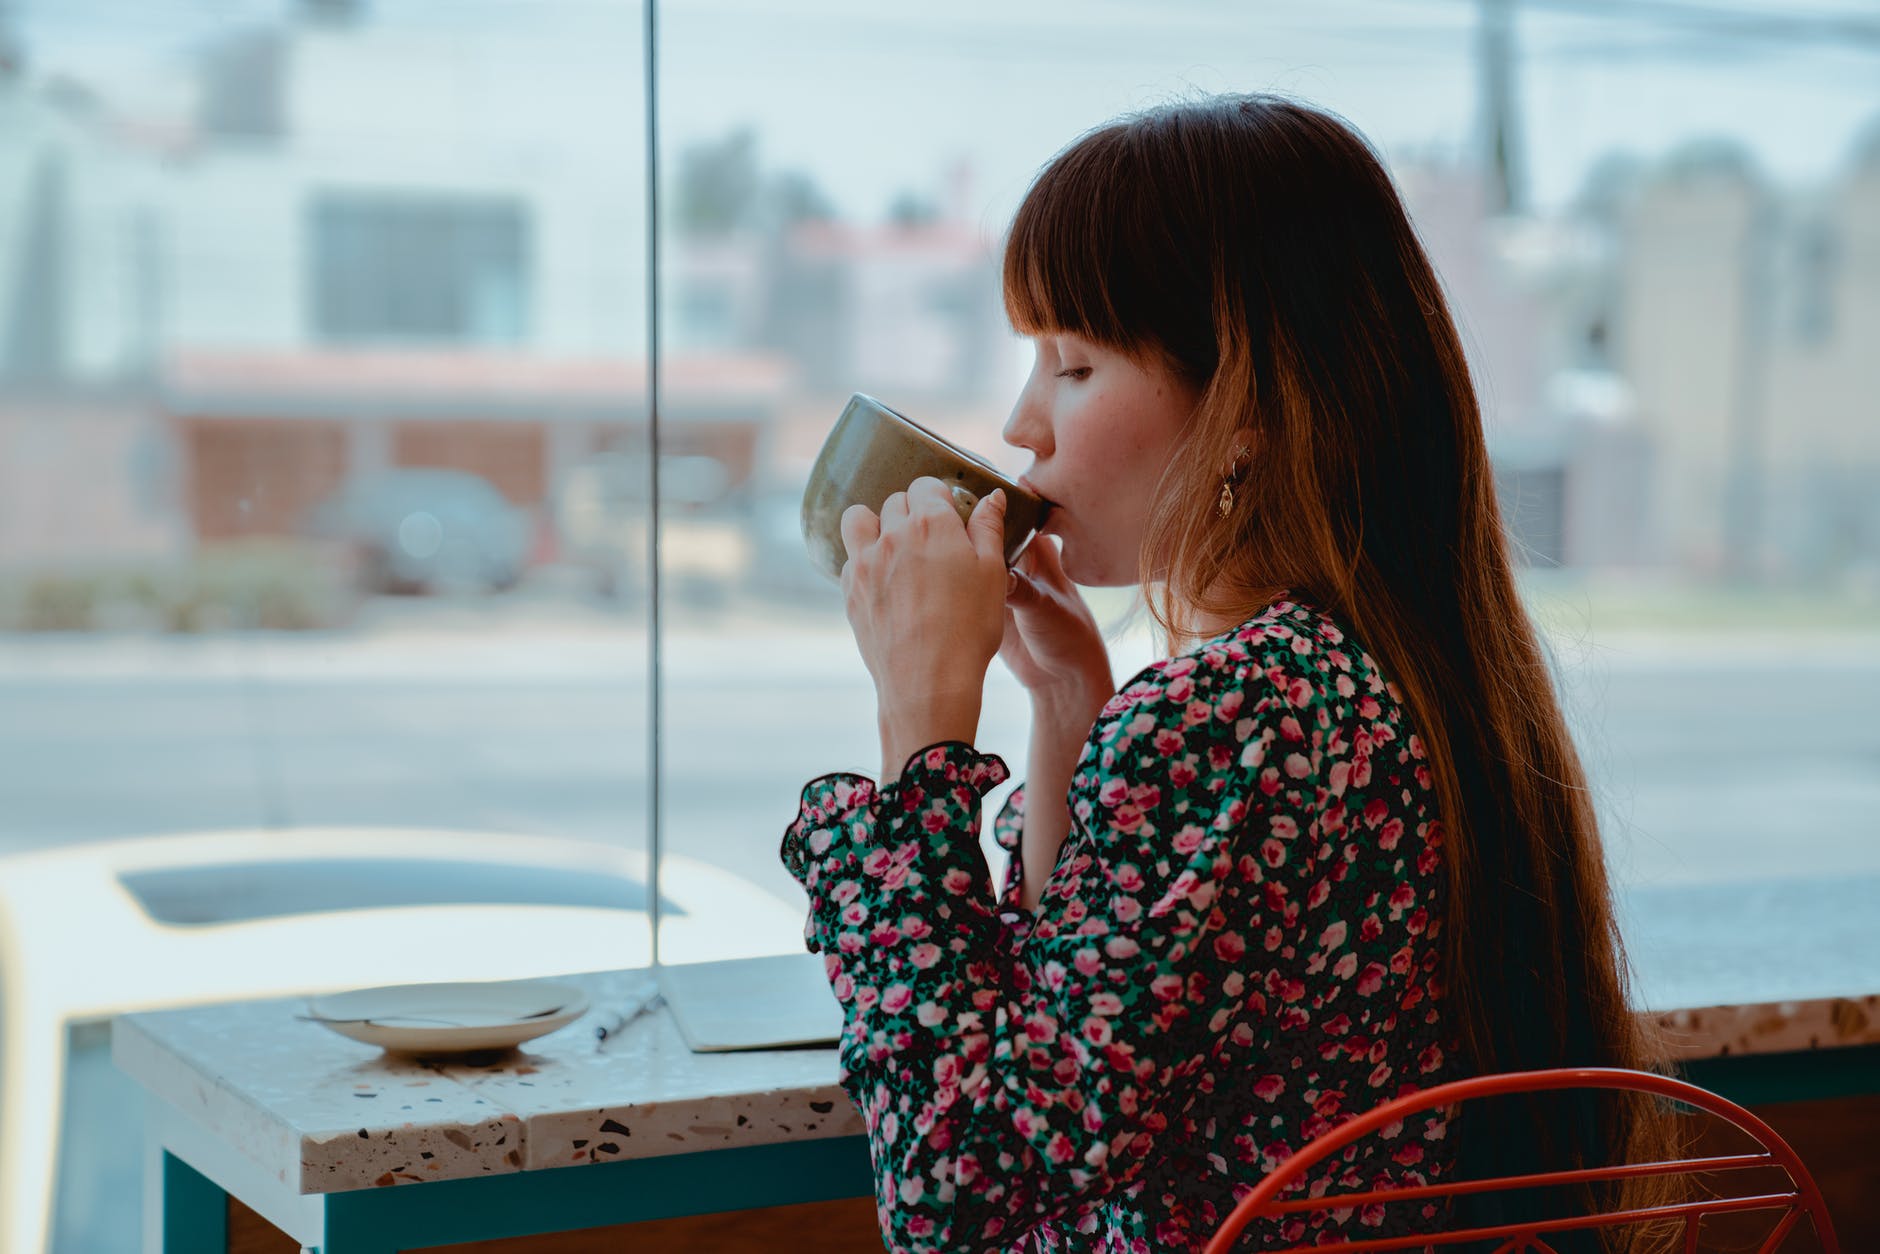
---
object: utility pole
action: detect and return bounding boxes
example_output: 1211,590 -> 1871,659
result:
1722,190 -> 1772,579
0,0 -> 23,80
1478,0 -> 1524,215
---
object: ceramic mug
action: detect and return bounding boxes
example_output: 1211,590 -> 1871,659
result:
800,393 -> 1048,582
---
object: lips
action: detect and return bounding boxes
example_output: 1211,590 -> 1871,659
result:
1018,477 -> 1061,536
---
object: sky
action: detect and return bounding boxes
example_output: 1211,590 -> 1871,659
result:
9,0 -> 1880,224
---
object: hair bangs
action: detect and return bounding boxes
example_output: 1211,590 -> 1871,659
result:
1001,131 -> 1145,357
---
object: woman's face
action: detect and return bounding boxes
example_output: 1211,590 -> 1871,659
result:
1003,333 -> 1202,586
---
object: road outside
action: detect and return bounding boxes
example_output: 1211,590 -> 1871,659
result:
4,587 -> 1877,913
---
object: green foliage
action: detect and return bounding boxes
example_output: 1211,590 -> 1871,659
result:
887,190 -> 939,227
0,539 -> 354,633
678,128 -> 762,236
676,128 -> 839,236
19,573 -> 98,631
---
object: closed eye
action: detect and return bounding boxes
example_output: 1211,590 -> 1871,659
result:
1055,367 -> 1091,381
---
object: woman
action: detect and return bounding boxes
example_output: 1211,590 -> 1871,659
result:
781,94 -> 1664,1253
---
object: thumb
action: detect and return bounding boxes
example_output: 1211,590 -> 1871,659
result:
1006,566 -> 1046,608
968,488 -> 1008,564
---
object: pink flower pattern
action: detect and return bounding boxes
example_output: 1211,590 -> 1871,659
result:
781,599 -> 1458,1252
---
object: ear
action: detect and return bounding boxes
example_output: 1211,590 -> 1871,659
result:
1224,426 -> 1259,474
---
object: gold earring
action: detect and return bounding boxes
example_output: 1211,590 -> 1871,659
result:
1217,445 -> 1250,517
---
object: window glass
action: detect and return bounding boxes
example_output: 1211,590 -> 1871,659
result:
2,2 -> 1876,1246
650,0 -> 1880,962
2,0 -> 654,853
3,4 -> 655,1243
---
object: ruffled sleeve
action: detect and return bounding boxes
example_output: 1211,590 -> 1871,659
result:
781,741 -> 1011,956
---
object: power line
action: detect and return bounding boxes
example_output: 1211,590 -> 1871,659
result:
1476,0 -> 1880,51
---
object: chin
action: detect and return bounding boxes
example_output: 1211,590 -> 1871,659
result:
1059,542 -> 1130,589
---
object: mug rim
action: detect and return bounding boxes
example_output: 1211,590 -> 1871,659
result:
846,392 -> 1028,495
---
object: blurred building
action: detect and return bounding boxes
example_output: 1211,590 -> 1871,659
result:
1399,158 -> 1649,571
1616,145 -> 1769,575
1759,138 -> 1880,583
0,8 -> 1024,576
1400,129 -> 1880,584
0,8 -> 791,570
0,79 -> 181,566
162,350 -> 790,543
663,180 -> 1015,482
1613,137 -> 1880,581
8,2 -> 1874,587
762,218 -> 1008,406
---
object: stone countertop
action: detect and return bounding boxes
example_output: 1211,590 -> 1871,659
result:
1649,994 -> 1878,1062
114,964 -> 1880,1197
112,967 -> 861,1196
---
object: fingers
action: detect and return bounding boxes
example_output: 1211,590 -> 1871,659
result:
876,477 -> 1004,574
902,476 -> 963,520
840,503 -> 880,561
892,477 -> 992,542
967,487 -> 1007,565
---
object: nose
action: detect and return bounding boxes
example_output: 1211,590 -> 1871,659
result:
1002,378 -> 1051,460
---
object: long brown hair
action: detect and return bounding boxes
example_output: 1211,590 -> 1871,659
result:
1003,95 -> 1673,1244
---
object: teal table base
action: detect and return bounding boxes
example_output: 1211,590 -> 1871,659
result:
161,1153 -> 227,1254
1680,1042 -> 1880,1108
159,1135 -> 873,1254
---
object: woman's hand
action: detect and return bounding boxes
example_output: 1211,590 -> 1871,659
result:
999,536 -> 1113,710
840,477 -> 1009,779
998,537 -> 1114,907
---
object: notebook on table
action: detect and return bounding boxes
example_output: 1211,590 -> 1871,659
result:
655,952 -> 844,1053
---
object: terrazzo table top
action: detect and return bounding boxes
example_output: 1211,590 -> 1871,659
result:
115,873 -> 1880,1197
113,968 -> 860,1195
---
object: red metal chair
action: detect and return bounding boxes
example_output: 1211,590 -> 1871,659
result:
1202,1067 -> 1840,1254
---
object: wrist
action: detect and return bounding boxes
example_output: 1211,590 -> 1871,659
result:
1031,676 -> 1110,725
878,689 -> 982,782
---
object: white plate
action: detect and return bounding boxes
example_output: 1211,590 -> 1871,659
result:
303,979 -> 589,1055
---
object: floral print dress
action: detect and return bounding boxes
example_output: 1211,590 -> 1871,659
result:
781,598 -> 1460,1253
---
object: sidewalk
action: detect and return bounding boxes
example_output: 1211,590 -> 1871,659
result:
0,614 -> 862,684
2,615 -> 1876,684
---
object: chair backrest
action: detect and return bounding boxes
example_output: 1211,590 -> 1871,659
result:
1201,1066 -> 1839,1254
